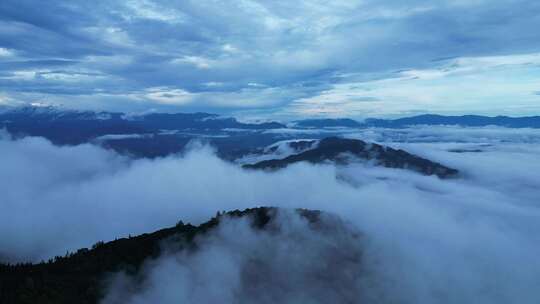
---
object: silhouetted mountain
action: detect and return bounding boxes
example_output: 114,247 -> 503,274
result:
0,207 -> 323,304
293,118 -> 362,128
244,137 -> 459,178
292,115 -> 540,129
287,114 -> 540,129
0,106 -> 285,145
136,112 -> 284,130
2,105 -> 537,161
364,114 -> 540,128
0,106 -> 143,145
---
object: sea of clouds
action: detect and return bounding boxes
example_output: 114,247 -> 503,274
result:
1,127 -> 539,303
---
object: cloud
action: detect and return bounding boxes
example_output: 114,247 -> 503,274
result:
345,125 -> 540,144
1,127 -> 540,302
0,47 -> 14,57
143,87 -> 194,105
123,0 -> 186,24
286,53 -> 540,117
0,1 -> 539,116
102,211 -> 365,304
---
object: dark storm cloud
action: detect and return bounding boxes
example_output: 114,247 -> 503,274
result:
0,0 -> 539,115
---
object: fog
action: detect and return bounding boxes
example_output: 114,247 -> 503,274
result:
103,211 -> 365,304
266,125 -> 540,144
1,128 -> 540,303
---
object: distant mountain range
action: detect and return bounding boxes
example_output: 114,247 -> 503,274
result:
293,118 -> 362,128
0,105 -> 525,175
294,114 -> 540,128
1,106 -> 539,147
0,106 -> 284,145
363,114 -> 540,128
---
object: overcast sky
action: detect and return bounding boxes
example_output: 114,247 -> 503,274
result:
1,0 -> 540,118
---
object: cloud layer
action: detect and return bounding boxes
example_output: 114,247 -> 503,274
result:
1,1 -> 539,117
1,127 -> 540,302
103,211 -> 365,304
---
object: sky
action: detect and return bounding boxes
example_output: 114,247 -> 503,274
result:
1,0 -> 540,118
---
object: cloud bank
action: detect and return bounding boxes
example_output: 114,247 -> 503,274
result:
102,211 -> 365,304
1,1 -> 539,116
1,129 -> 540,303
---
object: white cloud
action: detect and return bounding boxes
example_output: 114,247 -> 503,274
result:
0,94 -> 15,105
203,81 -> 225,87
1,70 -> 37,81
0,47 -> 14,57
83,26 -> 135,48
0,127 -> 539,303
103,211 -> 364,303
287,53 -> 540,117
123,0 -> 185,23
171,56 -> 213,69
144,87 -> 195,105
2,0 -> 540,116
222,44 -> 238,53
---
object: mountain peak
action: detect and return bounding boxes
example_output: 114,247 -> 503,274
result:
244,137 -> 459,178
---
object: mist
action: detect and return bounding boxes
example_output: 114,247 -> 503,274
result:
1,129 -> 540,303
102,210 -> 365,304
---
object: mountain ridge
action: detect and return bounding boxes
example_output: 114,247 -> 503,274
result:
3,105 -> 540,126
0,106 -> 285,145
243,137 -> 459,178
0,207 -> 326,304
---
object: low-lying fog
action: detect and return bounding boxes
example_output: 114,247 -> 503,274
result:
1,126 -> 539,303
